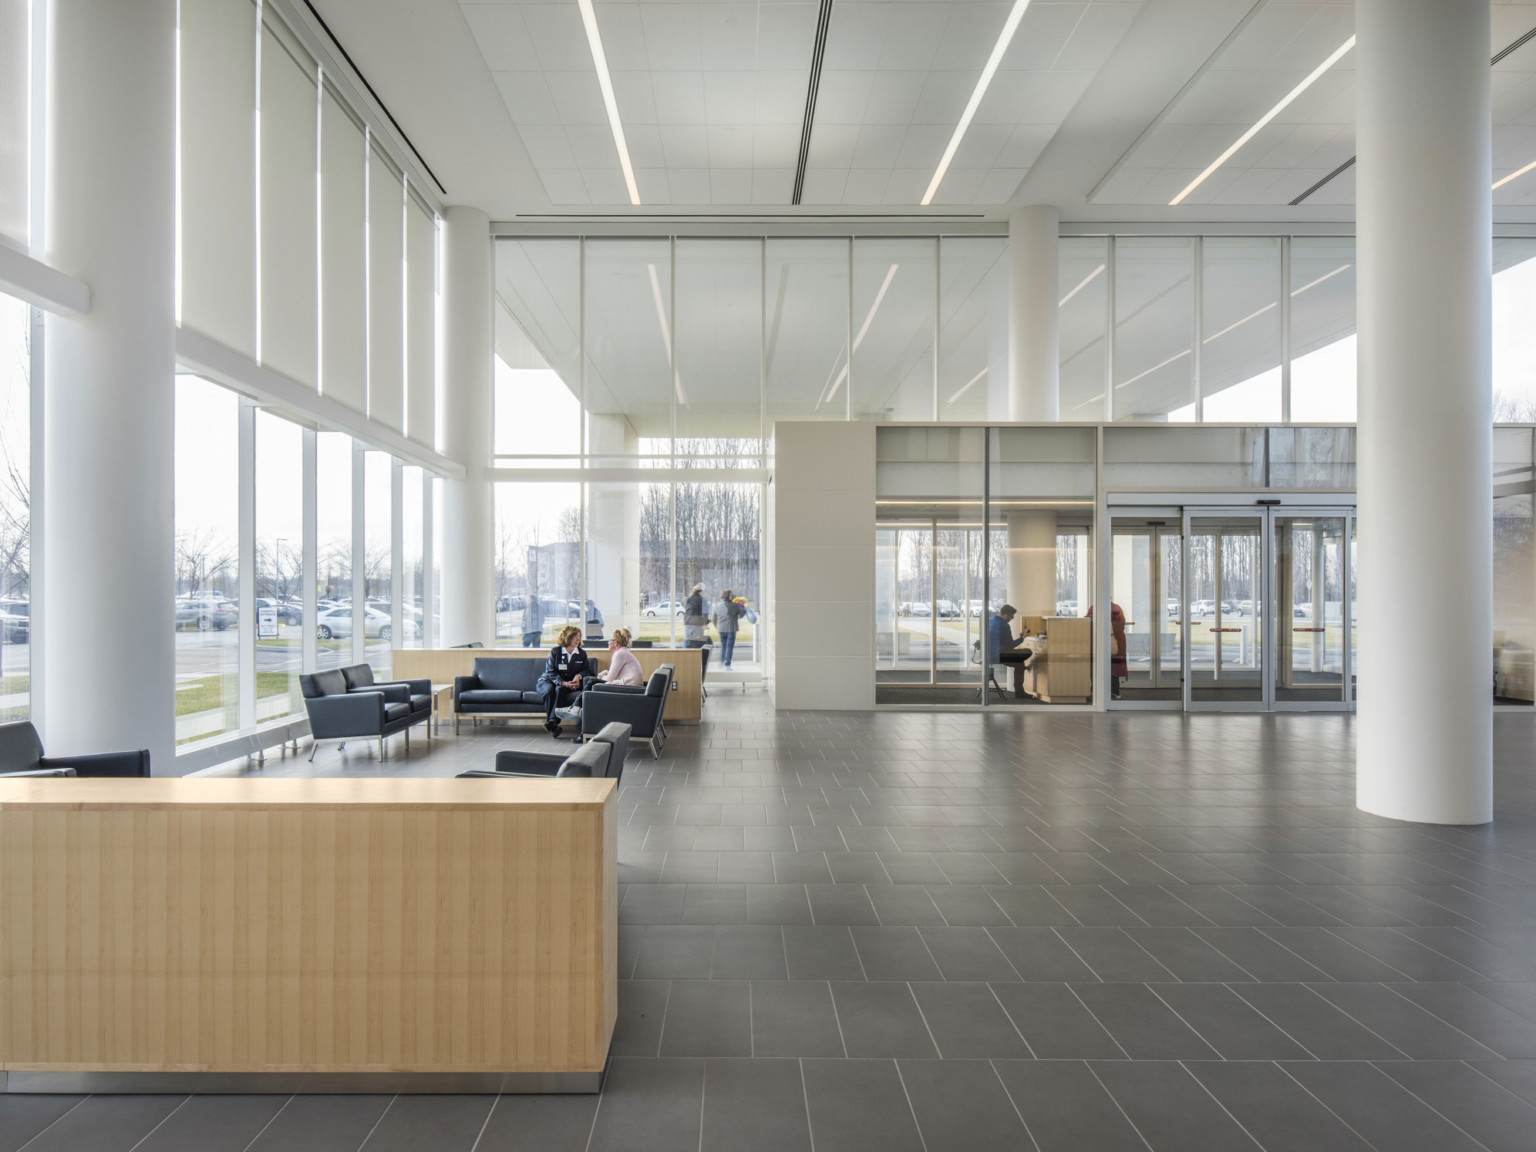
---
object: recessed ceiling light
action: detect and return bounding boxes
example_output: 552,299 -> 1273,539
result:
1170,35 -> 1356,207
576,0 -> 640,206
921,0 -> 1034,206
1494,158 -> 1536,191
946,367 -> 988,406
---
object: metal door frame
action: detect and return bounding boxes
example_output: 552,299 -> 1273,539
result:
1107,513 -> 1185,710
1181,504 -> 1355,713
1182,507 -> 1273,712
1269,506 -> 1354,712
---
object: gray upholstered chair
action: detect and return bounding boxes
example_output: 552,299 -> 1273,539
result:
456,739 -> 610,780
490,721 -> 631,784
581,665 -> 673,757
0,720 -> 150,777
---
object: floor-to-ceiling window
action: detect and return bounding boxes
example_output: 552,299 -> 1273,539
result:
0,293 -> 31,720
254,409 -> 303,722
174,375 -> 240,744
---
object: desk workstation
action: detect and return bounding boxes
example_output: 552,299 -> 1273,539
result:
997,616 -> 1093,703
0,776 -> 618,1093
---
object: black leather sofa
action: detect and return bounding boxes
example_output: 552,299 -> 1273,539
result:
457,738 -> 610,780
452,656 -> 548,732
488,721 -> 631,783
581,665 -> 673,757
0,720 -> 150,777
300,666 -> 428,761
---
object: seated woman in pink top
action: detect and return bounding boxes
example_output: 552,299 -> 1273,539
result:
598,628 -> 645,687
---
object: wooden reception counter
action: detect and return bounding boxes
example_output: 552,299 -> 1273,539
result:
0,776 -> 617,1093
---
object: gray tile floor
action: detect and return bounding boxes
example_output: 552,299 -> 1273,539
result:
11,695 -> 1536,1151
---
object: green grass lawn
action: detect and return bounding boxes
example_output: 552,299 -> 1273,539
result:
175,672 -> 296,717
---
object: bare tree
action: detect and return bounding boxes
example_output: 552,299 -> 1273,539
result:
175,527 -> 236,596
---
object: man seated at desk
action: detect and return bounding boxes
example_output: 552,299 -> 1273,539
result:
988,604 -> 1033,698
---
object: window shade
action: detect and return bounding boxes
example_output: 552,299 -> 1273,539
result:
0,0 -> 26,247
367,140 -> 404,432
258,14 -> 317,388
179,0 -> 257,356
406,192 -> 435,448
319,80 -> 365,412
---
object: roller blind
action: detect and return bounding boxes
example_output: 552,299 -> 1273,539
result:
258,13 -> 317,388
405,191 -> 435,448
319,79 -> 365,412
367,140 -> 404,432
179,0 -> 257,356
0,0 -> 26,247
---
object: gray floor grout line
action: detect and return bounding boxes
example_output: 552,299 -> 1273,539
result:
1065,982 -> 1134,1061
890,1059 -> 931,1152
237,1094 -> 295,1152
11,1094 -> 91,1152
465,1094 -> 500,1152
354,1094 -> 397,1152
123,1094 -> 193,1152
987,1059 -> 1045,1152
986,981 -> 1038,1058
1172,1060 -> 1268,1151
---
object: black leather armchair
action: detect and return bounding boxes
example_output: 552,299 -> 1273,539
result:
301,668 -> 426,761
490,721 -> 631,784
342,663 -> 431,735
0,720 -> 150,777
581,665 -> 673,757
457,739 -> 610,780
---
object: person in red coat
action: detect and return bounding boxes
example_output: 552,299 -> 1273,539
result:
1087,602 -> 1128,700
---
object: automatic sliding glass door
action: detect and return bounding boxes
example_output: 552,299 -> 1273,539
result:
1184,512 -> 1267,708
1274,514 -> 1351,706
1110,516 -> 1183,705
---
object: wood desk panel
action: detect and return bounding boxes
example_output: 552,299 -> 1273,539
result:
0,779 -> 617,1082
393,647 -> 702,723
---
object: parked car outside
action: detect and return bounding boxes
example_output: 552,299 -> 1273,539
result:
0,599 -> 28,643
176,595 -> 237,631
935,599 -> 962,618
643,600 -> 686,617
316,605 -> 412,641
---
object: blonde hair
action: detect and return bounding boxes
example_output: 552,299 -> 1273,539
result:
611,627 -> 632,648
556,624 -> 582,648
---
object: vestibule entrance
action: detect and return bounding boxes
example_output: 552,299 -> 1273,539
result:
1109,503 -> 1355,711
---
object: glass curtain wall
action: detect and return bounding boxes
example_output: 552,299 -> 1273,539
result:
254,410 -> 303,722
173,376 -> 437,751
494,483 -> 582,645
174,375 -> 240,743
0,293 -> 30,719
1065,234 -> 1364,424
939,237 -> 1007,424
316,430 -> 352,669
1494,427 -> 1534,705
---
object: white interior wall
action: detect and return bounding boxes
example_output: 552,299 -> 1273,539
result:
773,420 -> 876,710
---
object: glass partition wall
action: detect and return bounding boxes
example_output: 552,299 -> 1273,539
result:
875,426 -> 1094,706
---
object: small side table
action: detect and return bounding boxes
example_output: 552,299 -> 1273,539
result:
431,683 -> 453,735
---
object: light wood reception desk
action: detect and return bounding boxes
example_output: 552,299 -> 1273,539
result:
393,646 -> 704,723
0,776 -> 617,1093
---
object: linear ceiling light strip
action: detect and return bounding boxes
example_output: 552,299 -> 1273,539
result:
1293,23 -> 1536,205
793,0 -> 836,206
1170,35 -> 1355,206
576,0 -> 640,206
921,0 -> 1033,206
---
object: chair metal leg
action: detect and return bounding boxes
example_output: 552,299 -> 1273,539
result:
308,741 -> 319,762
378,737 -> 385,760
404,729 -> 410,752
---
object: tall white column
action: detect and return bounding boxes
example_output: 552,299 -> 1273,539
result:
1007,205 -> 1060,421
1356,0 -> 1492,824
42,0 -> 176,766
439,206 -> 495,647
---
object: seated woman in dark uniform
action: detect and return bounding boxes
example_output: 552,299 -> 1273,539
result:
537,624 -> 595,736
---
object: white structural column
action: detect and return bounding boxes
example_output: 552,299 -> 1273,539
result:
1007,205 -> 1060,421
1356,0 -> 1492,824
42,0 -> 176,766
439,206 -> 496,647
